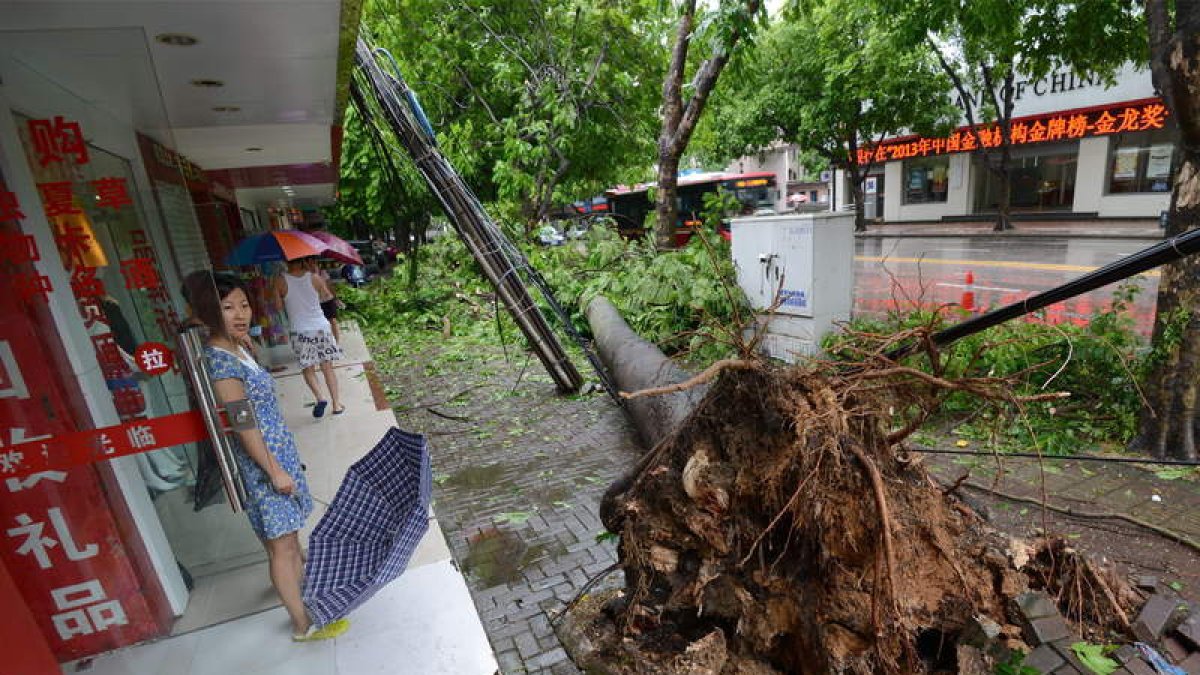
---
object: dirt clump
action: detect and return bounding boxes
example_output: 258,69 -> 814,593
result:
592,358 -> 1129,674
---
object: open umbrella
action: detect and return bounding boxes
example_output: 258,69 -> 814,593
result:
302,426 -> 432,627
306,230 -> 364,265
226,230 -> 327,266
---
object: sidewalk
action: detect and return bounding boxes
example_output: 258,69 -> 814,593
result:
64,322 -> 496,675
859,218 -> 1163,239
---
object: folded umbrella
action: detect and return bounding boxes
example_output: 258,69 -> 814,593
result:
226,230 -> 327,266
306,230 -> 364,265
302,426 -> 432,627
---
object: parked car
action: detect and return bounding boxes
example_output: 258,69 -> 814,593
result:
341,263 -> 368,288
536,224 -> 565,246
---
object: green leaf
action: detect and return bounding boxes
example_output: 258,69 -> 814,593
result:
495,511 -> 533,526
1069,642 -> 1118,675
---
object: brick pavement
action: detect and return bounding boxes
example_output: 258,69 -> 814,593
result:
382,347 -> 642,675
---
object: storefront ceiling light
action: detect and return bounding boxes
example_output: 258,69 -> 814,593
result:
190,79 -> 224,88
212,106 -> 241,113
155,33 -> 198,46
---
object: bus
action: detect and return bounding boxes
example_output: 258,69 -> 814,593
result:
604,171 -> 778,246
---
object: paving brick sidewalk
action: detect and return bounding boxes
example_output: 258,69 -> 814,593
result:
383,347 -> 641,675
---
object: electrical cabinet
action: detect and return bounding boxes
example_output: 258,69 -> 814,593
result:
730,212 -> 855,361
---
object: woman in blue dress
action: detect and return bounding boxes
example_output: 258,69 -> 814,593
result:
184,271 -> 348,641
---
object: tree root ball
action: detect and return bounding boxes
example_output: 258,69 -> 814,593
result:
596,362 -> 1124,674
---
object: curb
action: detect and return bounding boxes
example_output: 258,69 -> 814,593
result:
856,231 -> 1163,241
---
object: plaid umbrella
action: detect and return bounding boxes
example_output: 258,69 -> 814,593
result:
302,427 -> 432,627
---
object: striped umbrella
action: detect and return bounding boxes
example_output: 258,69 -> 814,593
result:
226,230 -> 327,266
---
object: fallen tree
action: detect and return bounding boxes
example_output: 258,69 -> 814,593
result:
582,318 -> 1133,673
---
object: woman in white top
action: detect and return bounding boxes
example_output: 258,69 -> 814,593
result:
274,257 -> 344,416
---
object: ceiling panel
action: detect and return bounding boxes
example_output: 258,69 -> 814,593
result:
0,1 -> 343,170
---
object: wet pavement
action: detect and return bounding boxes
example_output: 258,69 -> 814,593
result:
380,345 -> 640,675
854,235 -> 1163,335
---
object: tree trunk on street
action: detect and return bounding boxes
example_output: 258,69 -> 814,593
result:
1130,1 -> 1200,460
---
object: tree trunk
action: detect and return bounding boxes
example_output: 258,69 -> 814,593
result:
846,163 -> 867,232
1132,152 -> 1200,460
993,136 -> 1015,232
1132,2 -> 1200,460
653,0 -> 760,249
655,155 -> 681,248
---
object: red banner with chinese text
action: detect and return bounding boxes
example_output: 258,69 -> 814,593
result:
857,98 -> 1170,166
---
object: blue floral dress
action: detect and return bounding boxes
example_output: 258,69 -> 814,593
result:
206,345 -> 314,540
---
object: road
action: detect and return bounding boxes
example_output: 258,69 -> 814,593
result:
853,236 -> 1162,336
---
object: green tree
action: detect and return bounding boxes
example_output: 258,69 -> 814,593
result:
886,0 -> 1144,231
344,0 -> 665,235
653,0 -> 765,247
1132,0 -> 1200,461
702,0 -> 959,231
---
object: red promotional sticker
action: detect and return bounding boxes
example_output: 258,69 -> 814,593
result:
132,342 -> 173,376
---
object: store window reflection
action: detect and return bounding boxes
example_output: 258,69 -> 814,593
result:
974,142 -> 1079,212
902,156 -> 950,204
1106,127 -> 1178,194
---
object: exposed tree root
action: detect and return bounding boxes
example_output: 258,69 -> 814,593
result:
587,323 -> 1130,674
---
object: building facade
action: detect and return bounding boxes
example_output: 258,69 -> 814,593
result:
0,3 -> 357,669
737,63 -> 1178,224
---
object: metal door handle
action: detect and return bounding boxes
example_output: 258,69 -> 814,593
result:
176,326 -> 248,512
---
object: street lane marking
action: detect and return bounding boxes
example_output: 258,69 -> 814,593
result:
856,255 -> 1160,277
937,282 -> 1022,292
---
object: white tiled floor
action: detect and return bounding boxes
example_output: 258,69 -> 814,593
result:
64,324 -> 496,674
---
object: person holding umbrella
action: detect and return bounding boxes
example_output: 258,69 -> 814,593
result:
183,271 -> 349,641
275,257 -> 344,417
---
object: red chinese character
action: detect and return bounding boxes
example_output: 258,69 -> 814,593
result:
38,182 -> 82,218
931,138 -> 945,154
27,117 -> 89,167
979,127 -> 999,148
918,138 -> 932,156
0,232 -> 39,265
1092,111 -> 1118,134
1139,104 -> 1168,130
10,273 -> 53,304
90,333 -> 126,380
945,132 -> 961,153
1066,115 -> 1089,138
133,342 -> 173,377
70,266 -> 105,298
856,148 -> 871,166
91,177 -> 133,210
147,284 -> 170,306
0,190 -> 26,222
1045,117 -> 1067,141
1009,122 -> 1028,144
111,386 -> 146,419
78,296 -> 108,329
120,258 -> 161,291
153,306 -> 179,340
960,131 -> 978,151
1027,120 -> 1048,143
873,146 -> 888,163
55,222 -> 94,268
1115,107 -> 1141,133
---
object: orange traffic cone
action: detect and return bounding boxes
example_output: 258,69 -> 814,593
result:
961,271 -> 975,311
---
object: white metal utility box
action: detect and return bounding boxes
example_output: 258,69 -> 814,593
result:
730,212 -> 855,361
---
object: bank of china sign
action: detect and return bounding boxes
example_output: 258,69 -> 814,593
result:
858,98 -> 1168,165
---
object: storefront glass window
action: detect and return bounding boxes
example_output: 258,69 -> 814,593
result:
974,141 -> 1079,212
902,156 -> 950,204
1106,127 -> 1178,194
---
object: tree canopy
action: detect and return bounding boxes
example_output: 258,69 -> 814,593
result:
331,0 -> 668,236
